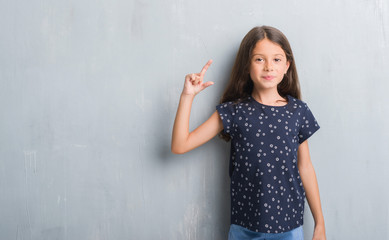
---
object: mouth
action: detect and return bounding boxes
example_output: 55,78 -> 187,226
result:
262,76 -> 275,80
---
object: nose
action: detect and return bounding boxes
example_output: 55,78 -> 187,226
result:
264,61 -> 273,71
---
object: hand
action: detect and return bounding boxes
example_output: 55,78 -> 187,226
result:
312,224 -> 326,240
182,59 -> 214,96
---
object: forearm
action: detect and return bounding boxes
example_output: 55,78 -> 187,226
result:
171,93 -> 195,154
299,163 -> 325,227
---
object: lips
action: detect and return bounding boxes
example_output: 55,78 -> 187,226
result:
263,76 -> 275,80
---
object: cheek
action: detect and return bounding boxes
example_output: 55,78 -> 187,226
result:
249,68 -> 258,79
249,65 -> 261,74
281,63 -> 289,71
274,65 -> 285,74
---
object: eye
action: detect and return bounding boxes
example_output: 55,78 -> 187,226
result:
255,58 -> 263,62
274,58 -> 281,62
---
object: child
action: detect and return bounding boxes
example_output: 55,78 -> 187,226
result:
171,25 -> 326,240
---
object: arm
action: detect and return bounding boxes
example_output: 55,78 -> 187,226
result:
171,95 -> 223,154
297,140 -> 326,240
171,60 -> 224,154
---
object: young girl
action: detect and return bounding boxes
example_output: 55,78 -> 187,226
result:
171,25 -> 326,240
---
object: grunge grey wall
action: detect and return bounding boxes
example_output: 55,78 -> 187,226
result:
1,0 -> 388,239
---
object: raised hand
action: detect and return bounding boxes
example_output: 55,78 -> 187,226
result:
182,59 -> 214,96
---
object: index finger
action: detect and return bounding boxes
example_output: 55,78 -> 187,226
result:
200,59 -> 213,76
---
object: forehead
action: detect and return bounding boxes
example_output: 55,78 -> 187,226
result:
252,39 -> 286,56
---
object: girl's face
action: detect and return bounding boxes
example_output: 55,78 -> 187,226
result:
249,38 -> 290,91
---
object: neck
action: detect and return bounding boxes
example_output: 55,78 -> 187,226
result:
251,89 -> 286,105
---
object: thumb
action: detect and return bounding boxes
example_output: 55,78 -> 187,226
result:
201,81 -> 214,90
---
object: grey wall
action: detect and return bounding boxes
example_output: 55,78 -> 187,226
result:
1,0 -> 388,239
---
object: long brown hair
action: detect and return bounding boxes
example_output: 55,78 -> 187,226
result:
218,25 -> 302,141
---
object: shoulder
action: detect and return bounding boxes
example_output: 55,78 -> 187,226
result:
216,101 -> 235,108
216,101 -> 235,114
216,98 -> 251,111
288,95 -> 309,112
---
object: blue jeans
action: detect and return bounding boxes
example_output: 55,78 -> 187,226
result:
228,224 -> 304,240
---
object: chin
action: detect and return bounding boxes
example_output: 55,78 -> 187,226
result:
259,81 -> 280,87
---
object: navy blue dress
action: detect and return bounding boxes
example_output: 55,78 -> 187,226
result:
216,94 -> 320,233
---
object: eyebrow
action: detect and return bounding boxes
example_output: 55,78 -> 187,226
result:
252,53 -> 285,57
